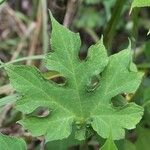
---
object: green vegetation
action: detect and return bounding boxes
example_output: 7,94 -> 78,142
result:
0,0 -> 150,149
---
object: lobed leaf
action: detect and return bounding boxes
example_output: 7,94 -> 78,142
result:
5,12 -> 144,142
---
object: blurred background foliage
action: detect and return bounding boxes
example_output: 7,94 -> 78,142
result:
0,0 -> 150,150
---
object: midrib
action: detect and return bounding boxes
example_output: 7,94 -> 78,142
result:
56,27 -> 83,116
66,50 -> 83,116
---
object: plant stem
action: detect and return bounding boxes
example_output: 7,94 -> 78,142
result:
63,0 -> 80,28
41,0 -> 49,53
131,8 -> 140,52
103,0 -> 125,51
0,55 -> 44,69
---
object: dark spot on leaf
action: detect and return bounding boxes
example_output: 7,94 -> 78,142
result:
111,95 -> 127,108
42,71 -> 66,85
51,76 -> 66,85
29,106 -> 50,118
86,75 -> 100,92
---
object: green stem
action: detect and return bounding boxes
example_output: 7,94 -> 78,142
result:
131,8 -> 140,51
41,0 -> 49,53
0,55 -> 44,69
103,0 -> 125,51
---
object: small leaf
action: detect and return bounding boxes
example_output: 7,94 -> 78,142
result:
0,133 -> 27,150
101,135 -> 118,150
130,0 -> 150,12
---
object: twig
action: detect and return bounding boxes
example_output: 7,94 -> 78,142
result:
0,55 -> 44,69
3,4 -> 27,36
41,0 -> 49,53
11,22 -> 36,61
63,0 -> 80,28
27,2 -> 42,65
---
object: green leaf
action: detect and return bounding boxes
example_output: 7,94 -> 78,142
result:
0,133 -> 26,150
101,135 -> 118,150
131,0 -> 150,11
90,47 -> 144,140
0,0 -> 5,5
5,12 -> 144,142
